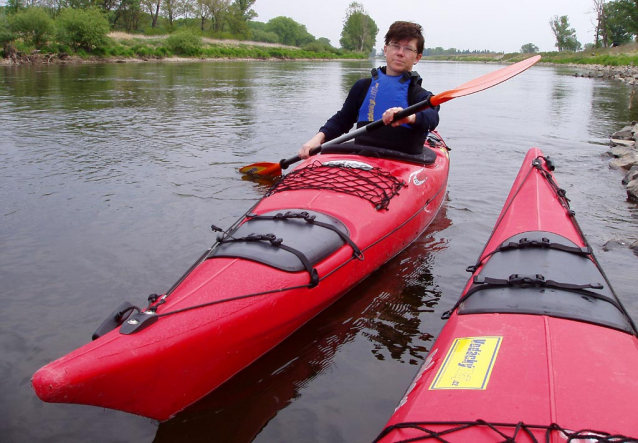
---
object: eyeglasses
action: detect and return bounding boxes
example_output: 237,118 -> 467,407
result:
386,43 -> 419,54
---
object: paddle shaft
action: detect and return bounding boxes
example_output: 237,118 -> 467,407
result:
272,55 -> 541,172
279,96 -> 434,170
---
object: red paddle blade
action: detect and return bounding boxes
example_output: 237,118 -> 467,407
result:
239,162 -> 282,177
430,55 -> 541,106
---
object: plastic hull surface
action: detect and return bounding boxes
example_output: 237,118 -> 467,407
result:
32,140 -> 450,421
376,148 -> 638,442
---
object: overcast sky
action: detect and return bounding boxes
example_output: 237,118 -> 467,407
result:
253,0 -> 597,53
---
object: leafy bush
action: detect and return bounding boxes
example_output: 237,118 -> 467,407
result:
250,29 -> 280,44
56,8 -> 110,51
1,12 -> 15,41
144,27 -> 167,36
302,41 -> 333,53
9,7 -> 55,49
166,30 -> 202,56
153,46 -> 170,57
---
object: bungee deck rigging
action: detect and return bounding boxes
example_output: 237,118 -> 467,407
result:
374,419 -> 638,443
376,148 -> 638,442
32,135 -> 451,421
266,160 -> 406,211
440,155 -> 637,334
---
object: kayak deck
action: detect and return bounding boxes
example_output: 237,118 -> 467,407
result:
376,148 -> 638,442
32,138 -> 451,421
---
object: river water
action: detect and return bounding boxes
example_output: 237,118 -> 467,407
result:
1,59 -> 637,442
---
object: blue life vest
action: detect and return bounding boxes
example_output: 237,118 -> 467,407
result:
357,69 -> 411,127
354,67 -> 426,154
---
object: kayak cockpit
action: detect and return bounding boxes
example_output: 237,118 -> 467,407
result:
321,141 -> 438,165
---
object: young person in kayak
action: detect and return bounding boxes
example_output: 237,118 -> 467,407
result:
299,21 -> 439,158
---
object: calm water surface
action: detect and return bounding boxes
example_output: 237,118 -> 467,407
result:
1,60 -> 637,442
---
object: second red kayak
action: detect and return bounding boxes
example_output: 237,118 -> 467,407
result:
375,148 -> 638,442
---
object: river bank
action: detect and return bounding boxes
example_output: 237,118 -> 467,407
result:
608,122 -> 638,203
574,64 -> 638,86
0,32 -> 366,66
4,47 -> 636,203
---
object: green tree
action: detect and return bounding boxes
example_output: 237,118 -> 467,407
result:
141,0 -> 162,28
113,0 -> 142,32
265,16 -> 314,46
161,0 -> 175,27
5,0 -> 24,14
605,0 -> 633,45
9,7 -> 55,49
593,0 -> 608,47
226,0 -> 255,38
1,12 -> 17,54
339,2 -> 377,52
609,0 -> 638,42
209,0 -> 231,33
549,15 -> 581,51
233,0 -> 255,20
56,8 -> 111,50
520,43 -> 539,53
249,21 -> 280,43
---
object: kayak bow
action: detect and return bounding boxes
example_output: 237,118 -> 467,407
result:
33,135 -> 451,421
375,148 -> 638,442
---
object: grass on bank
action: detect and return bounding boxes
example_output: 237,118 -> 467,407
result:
423,43 -> 638,66
4,30 -> 368,61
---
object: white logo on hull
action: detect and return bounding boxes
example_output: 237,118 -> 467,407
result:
409,168 -> 427,186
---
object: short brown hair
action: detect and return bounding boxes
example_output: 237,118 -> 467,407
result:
384,21 -> 424,54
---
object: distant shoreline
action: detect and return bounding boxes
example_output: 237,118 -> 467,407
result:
3,44 -> 637,88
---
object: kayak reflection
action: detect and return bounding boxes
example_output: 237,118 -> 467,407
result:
154,203 -> 451,443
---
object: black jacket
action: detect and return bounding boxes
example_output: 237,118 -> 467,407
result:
318,67 -> 440,154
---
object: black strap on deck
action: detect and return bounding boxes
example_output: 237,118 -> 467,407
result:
246,211 -> 364,260
473,273 -> 603,291
466,235 -> 591,273
441,273 -> 613,320
217,232 -> 320,287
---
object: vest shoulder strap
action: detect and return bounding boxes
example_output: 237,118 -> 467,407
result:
360,68 -> 424,108
407,73 -> 425,106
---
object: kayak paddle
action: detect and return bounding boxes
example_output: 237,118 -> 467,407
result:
239,55 -> 541,177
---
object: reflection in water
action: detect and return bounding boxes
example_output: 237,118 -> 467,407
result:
240,171 -> 280,190
2,61 -> 637,443
591,80 -> 638,129
155,205 -> 451,443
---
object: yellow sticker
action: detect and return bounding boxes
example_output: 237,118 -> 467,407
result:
429,336 -> 502,390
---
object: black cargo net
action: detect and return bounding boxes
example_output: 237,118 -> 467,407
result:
373,420 -> 638,442
266,161 -> 405,210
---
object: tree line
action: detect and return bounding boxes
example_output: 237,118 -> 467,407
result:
0,0 -> 380,57
548,1 -> 637,53
2,0 -> 637,60
423,48 -> 495,56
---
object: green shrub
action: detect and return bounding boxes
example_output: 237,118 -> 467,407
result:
1,13 -> 16,47
136,46 -> 150,57
166,30 -> 202,56
250,29 -> 280,44
56,8 -> 110,51
144,27 -> 167,36
152,45 -> 169,57
9,7 -> 55,49
302,41 -> 333,53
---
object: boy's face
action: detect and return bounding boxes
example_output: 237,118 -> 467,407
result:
384,38 -> 422,76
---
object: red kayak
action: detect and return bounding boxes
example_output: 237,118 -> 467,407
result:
375,148 -> 638,442
32,135 -> 450,421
